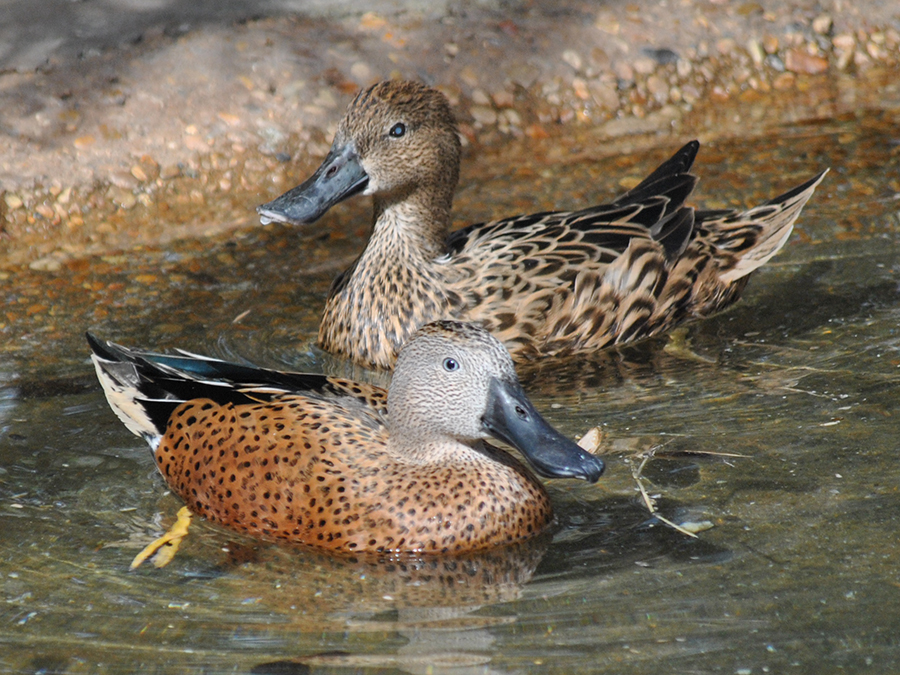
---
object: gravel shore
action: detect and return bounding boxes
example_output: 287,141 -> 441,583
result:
1,0 -> 898,267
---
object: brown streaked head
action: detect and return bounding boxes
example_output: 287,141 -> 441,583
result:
258,80 -> 461,225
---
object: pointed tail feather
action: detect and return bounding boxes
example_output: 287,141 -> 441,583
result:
707,169 -> 828,284
88,333 -> 170,448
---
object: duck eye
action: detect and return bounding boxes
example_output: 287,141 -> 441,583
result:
388,122 -> 406,138
442,357 -> 459,372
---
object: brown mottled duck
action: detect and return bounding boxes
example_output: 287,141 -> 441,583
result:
258,79 -> 827,370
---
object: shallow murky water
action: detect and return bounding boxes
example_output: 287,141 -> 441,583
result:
2,110 -> 900,674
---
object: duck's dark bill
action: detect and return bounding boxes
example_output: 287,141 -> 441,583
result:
257,142 -> 369,225
482,378 -> 605,483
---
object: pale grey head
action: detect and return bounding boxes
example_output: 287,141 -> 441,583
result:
388,320 -> 605,483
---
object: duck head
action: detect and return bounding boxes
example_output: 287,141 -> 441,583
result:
389,321 -> 605,483
258,80 -> 461,225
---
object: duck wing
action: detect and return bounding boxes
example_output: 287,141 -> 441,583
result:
87,333 -> 387,448
440,143 -> 826,356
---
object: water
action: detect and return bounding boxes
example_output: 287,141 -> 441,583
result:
1,110 -> 900,673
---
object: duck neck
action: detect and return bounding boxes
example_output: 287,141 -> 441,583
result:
387,436 -> 477,467
370,185 -> 453,259
318,187 -> 455,369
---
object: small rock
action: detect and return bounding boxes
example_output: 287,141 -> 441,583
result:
185,135 -> 209,151
592,82 -> 619,109
137,156 -> 160,181
633,56 -> 657,75
469,105 -> 497,126
765,54 -> 785,72
350,62 -> 370,80
110,171 -> 139,189
773,72 -> 796,90
35,204 -> 54,219
73,135 -> 95,149
492,90 -> 514,108
613,60 -> 634,83
642,48 -> 678,65
866,41 -> 888,60
4,193 -> 23,210
313,88 -> 337,109
562,49 -> 583,71
131,164 -> 148,182
524,124 -> 549,139
747,39 -> 765,65
29,256 -> 63,272
762,34 -> 779,54
832,34 -> 856,51
716,38 -> 737,55
471,88 -> 491,106
217,112 -> 241,127
500,109 -> 522,126
785,49 -> 828,74
108,186 -> 137,210
812,14 -> 833,35
459,66 -> 479,88
676,59 -> 692,78
359,12 -> 386,30
646,75 -> 669,103
160,164 -> 181,180
572,77 -> 590,100
835,48 -> 854,70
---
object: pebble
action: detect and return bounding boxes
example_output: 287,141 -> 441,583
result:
773,72 -> 796,90
107,186 -> 137,210
833,34 -> 855,51
131,165 -> 149,182
110,171 -> 139,189
812,14 -> 833,35
785,49 -> 828,74
471,88 -> 491,106
469,105 -> 497,126
562,49 -> 583,71
612,61 -> 634,83
350,62 -> 370,80
572,77 -> 590,100
765,54 -> 785,72
646,75 -> 669,104
491,90 -> 514,108
185,135 -> 210,151
716,38 -> 737,56
35,204 -> 55,219
4,193 -> 23,210
160,164 -> 181,180
747,39 -> 765,66
592,82 -> 619,109
217,112 -> 241,127
499,108 -> 521,127
632,56 -> 657,75
28,256 -> 63,272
